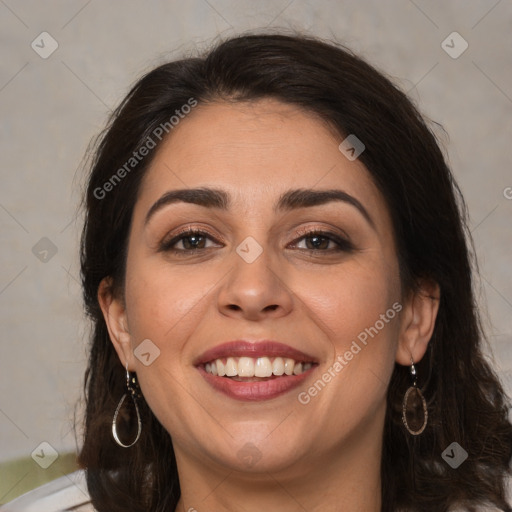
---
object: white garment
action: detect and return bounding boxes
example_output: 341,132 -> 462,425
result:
0,471 -> 94,512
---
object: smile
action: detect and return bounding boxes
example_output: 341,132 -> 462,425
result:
204,356 -> 313,378
195,340 -> 319,401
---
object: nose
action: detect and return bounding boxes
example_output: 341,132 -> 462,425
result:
217,249 -> 294,322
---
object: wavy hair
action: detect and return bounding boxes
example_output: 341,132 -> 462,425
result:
78,32 -> 512,511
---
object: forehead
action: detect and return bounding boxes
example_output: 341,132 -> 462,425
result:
137,99 -> 387,220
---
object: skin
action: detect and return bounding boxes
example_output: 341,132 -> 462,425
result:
99,99 -> 440,512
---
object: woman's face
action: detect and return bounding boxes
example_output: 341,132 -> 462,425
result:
107,99 -> 406,475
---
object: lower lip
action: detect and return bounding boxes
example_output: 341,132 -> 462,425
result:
198,366 -> 315,401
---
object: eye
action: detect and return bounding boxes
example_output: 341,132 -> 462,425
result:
159,228 -> 222,254
159,227 -> 354,255
290,229 -> 354,252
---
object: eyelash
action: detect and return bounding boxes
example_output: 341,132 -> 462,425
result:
159,227 -> 221,255
159,227 -> 354,256
292,227 -> 354,253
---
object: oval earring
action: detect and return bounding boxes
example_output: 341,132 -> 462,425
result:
112,363 -> 142,448
402,358 -> 428,435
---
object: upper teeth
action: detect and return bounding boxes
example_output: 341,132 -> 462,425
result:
204,357 -> 312,377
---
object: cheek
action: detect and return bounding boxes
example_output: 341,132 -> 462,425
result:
124,258 -> 215,342
122,259 -> 216,436
297,272 -> 400,417
292,255 -> 401,406
292,256 -> 400,348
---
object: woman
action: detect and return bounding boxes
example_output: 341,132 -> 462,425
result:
6,32 -> 510,512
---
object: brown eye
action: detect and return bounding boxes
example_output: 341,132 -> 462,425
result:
304,234 -> 332,250
179,234 -> 207,250
291,230 -> 354,252
159,229 -> 222,254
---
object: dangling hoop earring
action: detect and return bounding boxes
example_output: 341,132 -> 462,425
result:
112,363 -> 142,448
402,358 -> 428,435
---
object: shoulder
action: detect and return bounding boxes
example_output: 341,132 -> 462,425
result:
0,470 -> 93,512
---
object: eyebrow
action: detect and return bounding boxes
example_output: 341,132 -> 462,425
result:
144,188 -> 229,226
144,187 -> 375,230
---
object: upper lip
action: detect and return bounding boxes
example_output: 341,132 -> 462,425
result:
194,340 -> 318,366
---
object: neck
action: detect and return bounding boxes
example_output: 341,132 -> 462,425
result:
174,408 -> 384,512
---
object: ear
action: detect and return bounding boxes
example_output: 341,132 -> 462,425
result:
97,277 -> 134,370
396,278 -> 440,366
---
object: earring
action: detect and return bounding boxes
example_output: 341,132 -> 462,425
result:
402,358 -> 428,435
112,363 -> 142,448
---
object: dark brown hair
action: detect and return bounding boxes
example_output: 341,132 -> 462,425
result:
78,32 -> 512,511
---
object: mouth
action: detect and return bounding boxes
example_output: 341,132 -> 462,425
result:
195,341 -> 318,401
203,356 -> 314,378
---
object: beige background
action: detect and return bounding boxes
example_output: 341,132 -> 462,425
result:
0,0 -> 511,481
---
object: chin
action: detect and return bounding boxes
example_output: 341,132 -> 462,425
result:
193,424 -> 317,475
